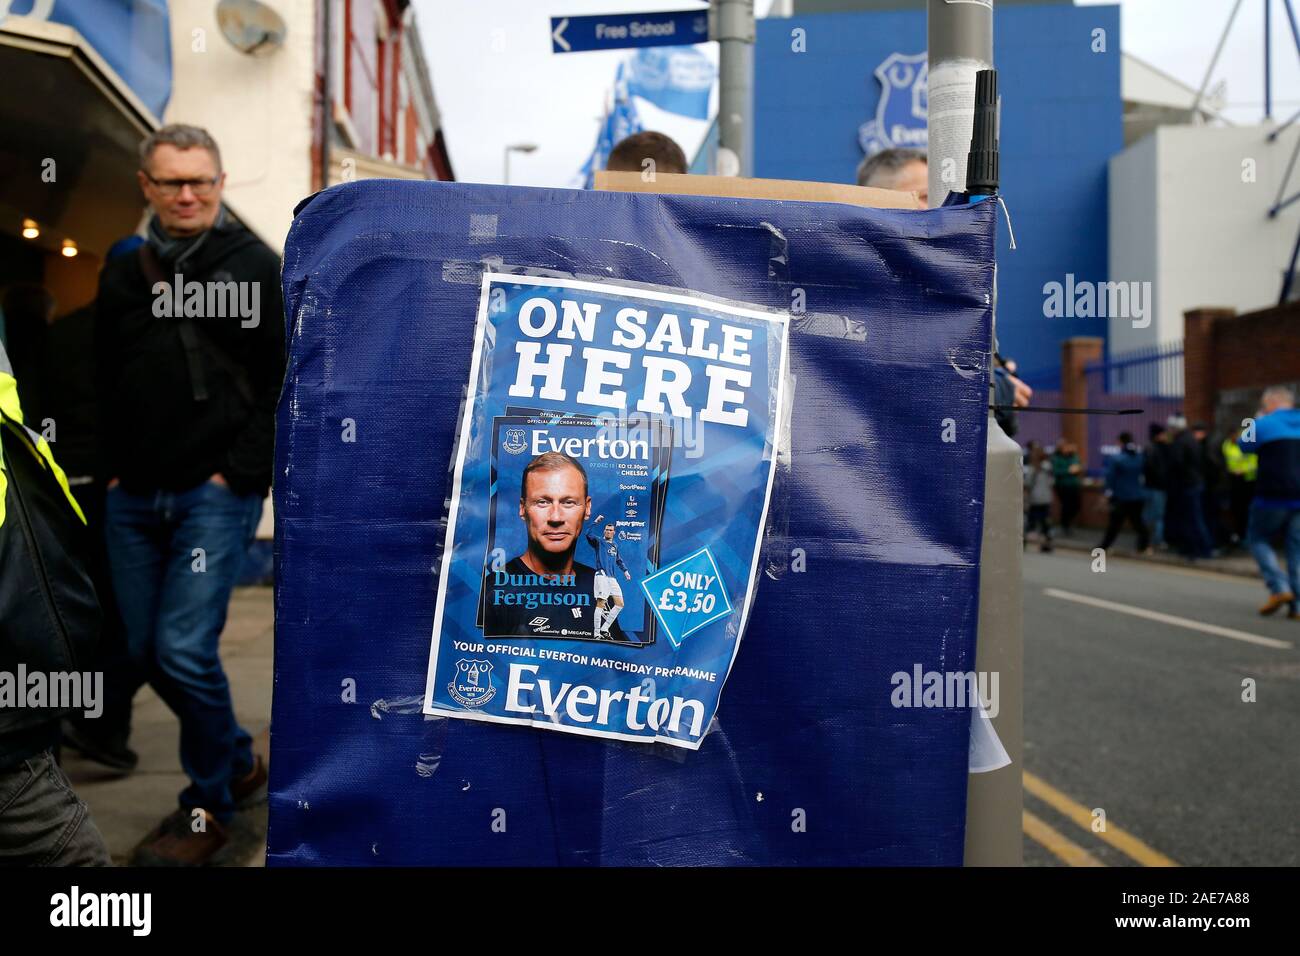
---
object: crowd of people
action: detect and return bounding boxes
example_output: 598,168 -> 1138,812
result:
1022,391 -> 1300,619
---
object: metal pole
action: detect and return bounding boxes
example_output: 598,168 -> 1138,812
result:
711,0 -> 755,177
1285,0 -> 1300,54
321,0 -> 332,188
1280,223 -> 1300,304
504,148 -> 510,186
927,0 -> 993,208
1266,0 -> 1273,120
1268,135 -> 1300,215
1267,104 -> 1300,140
929,0 -> 1023,868
1192,0 -> 1245,120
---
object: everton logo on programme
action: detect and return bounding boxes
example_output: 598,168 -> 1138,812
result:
502,428 -> 527,454
448,659 -> 496,708
858,52 -> 928,157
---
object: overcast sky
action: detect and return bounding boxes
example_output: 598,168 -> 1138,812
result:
415,0 -> 1299,187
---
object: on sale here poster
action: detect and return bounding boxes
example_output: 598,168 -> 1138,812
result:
423,272 -> 789,749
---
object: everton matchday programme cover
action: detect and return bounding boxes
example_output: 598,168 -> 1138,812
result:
424,273 -> 788,748
477,413 -> 667,646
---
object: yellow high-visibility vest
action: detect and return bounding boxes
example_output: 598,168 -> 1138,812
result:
0,350 -> 86,529
1221,437 -> 1258,483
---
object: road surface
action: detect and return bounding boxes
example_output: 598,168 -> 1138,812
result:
1020,549 -> 1299,866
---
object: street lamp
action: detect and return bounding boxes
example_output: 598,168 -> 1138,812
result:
504,143 -> 538,185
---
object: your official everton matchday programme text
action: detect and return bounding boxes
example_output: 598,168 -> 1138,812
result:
450,639 -> 718,682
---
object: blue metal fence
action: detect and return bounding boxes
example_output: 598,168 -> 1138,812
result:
1085,341 -> 1184,473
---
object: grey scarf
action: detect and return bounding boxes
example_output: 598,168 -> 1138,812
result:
146,204 -> 228,271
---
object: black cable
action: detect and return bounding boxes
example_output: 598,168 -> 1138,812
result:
989,405 -> 1143,415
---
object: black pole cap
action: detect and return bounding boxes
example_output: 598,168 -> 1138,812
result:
965,69 -> 1000,195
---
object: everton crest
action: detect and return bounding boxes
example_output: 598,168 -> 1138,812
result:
501,427 -> 527,454
858,52 -> 929,157
448,659 -> 496,708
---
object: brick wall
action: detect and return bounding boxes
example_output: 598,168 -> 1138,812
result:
1184,302 -> 1300,424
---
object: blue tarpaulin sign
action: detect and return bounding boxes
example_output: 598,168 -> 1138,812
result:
271,180 -> 995,865
422,273 -> 788,748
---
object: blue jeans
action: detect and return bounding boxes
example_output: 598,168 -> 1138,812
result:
104,480 -> 262,822
1143,488 -> 1166,547
1247,504 -> 1300,598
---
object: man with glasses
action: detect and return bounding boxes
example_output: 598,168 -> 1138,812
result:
78,124 -> 284,865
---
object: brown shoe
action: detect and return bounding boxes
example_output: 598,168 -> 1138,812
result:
231,754 -> 268,809
132,808 -> 229,867
1259,592 -> 1296,616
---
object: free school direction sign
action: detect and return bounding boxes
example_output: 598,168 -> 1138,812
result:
550,10 -> 709,53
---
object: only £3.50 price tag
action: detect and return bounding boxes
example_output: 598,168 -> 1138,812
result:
641,547 -> 733,648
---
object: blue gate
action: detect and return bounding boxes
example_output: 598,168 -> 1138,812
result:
1084,342 -> 1184,473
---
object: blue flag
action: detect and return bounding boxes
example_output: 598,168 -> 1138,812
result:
626,46 -> 714,120
579,62 -> 644,188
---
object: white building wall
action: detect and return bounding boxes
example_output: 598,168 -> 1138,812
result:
165,0 -> 317,252
1110,124 -> 1300,353
1107,132 -> 1160,355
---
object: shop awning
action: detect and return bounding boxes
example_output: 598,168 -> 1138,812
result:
0,14 -> 163,257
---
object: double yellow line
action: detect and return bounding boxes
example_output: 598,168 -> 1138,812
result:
1022,771 -> 1178,867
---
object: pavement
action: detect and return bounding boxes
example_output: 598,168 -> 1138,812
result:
1041,527 -> 1264,579
1020,548 -> 1300,866
63,555 -> 1299,868
62,587 -> 274,867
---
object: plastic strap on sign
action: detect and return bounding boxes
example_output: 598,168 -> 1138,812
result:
422,269 -> 792,750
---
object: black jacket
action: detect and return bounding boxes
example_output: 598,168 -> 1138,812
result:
41,304 -> 99,479
1166,431 -> 1206,491
95,219 -> 285,497
1,399 -> 101,766
1144,441 -> 1170,491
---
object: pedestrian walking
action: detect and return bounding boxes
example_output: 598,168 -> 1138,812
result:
1222,424 -> 1257,549
1194,421 -> 1229,548
1143,422 -> 1170,549
89,124 -> 283,865
1024,443 -> 1055,552
1098,432 -> 1150,552
1164,416 -> 1214,559
57,242 -> 144,775
1240,387 -> 1300,618
1050,439 -> 1083,535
